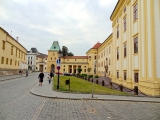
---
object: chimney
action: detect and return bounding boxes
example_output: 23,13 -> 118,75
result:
16,36 -> 19,41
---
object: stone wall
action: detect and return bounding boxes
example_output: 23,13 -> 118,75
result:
0,69 -> 32,77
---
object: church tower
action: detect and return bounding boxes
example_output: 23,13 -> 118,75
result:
47,41 -> 61,73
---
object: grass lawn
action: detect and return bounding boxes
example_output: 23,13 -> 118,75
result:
53,76 -> 132,96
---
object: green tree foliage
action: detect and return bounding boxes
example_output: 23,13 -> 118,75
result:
77,68 -> 82,74
62,46 -> 74,56
68,52 -> 74,56
62,46 -> 68,56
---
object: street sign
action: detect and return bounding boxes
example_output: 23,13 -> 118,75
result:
56,59 -> 61,66
57,66 -> 60,70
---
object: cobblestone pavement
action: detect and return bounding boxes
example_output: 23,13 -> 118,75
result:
0,73 -> 160,120
0,73 -> 46,120
36,99 -> 160,120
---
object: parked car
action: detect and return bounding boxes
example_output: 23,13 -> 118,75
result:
63,72 -> 71,76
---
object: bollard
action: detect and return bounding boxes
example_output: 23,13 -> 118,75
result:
96,80 -> 98,84
120,85 -> 123,92
102,81 -> 104,86
110,82 -> 112,89
134,86 -> 138,95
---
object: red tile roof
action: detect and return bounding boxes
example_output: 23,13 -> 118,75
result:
92,42 -> 101,49
62,56 -> 88,59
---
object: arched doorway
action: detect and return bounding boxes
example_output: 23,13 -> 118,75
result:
51,64 -> 55,73
39,65 -> 43,72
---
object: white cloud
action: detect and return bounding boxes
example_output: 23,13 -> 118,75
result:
98,0 -> 114,7
0,0 -> 118,55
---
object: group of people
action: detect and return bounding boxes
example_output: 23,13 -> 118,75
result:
19,69 -> 28,77
38,71 -> 54,86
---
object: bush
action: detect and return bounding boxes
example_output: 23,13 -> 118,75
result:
88,75 -> 93,78
56,72 -> 63,75
81,74 -> 87,77
95,75 -> 99,78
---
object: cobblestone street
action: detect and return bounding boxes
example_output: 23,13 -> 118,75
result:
37,99 -> 160,120
0,73 -> 160,120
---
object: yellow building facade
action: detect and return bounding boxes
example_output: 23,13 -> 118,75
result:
0,27 -> 27,70
109,0 -> 160,96
47,0 -> 160,96
36,54 -> 48,72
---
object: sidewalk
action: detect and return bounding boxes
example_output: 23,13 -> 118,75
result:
0,73 -> 37,81
30,77 -> 160,103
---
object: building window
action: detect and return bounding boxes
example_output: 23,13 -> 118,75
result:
1,57 -> 4,64
19,51 -> 20,58
63,68 -> 65,71
117,48 -> 119,59
11,46 -> 13,55
15,60 -> 17,66
31,57 -> 32,59
45,67 -> 46,70
51,57 -> 52,60
84,69 -> 86,72
94,56 -> 96,60
36,57 -> 38,60
117,71 -> 119,79
75,59 -> 76,61
67,59 -> 69,61
46,58 -> 47,60
64,65 -> 65,67
124,17 -> 126,31
124,44 -> 127,57
124,7 -> 126,12
16,49 -> 17,57
31,62 -> 32,65
117,27 -> 119,38
6,58 -> 8,64
21,53 -> 23,59
133,3 -> 138,21
134,37 -> 138,53
10,59 -> 12,65
124,71 -> 127,80
134,72 -> 139,83
28,56 -> 30,59
18,61 -> 19,66
2,41 -> 5,49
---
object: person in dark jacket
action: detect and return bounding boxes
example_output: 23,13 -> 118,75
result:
50,71 -> 54,79
38,71 -> 44,86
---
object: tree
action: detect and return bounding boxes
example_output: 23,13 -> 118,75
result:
62,46 -> 68,56
87,67 -> 91,75
68,52 -> 74,56
77,68 -> 82,74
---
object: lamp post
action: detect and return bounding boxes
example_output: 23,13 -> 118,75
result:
57,50 -> 62,90
92,61 -> 97,98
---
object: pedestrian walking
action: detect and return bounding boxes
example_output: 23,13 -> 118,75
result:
26,69 -> 28,77
50,71 -> 54,79
38,71 -> 44,86
19,70 -> 22,76
47,74 -> 51,84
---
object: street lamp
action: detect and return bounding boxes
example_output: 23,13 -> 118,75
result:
57,50 -> 62,90
92,61 -> 97,98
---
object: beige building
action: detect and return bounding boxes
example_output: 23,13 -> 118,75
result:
0,27 -> 27,70
109,0 -> 160,96
47,41 -> 89,74
35,53 -> 48,72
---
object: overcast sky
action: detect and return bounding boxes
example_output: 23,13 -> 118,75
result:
0,0 -> 118,55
